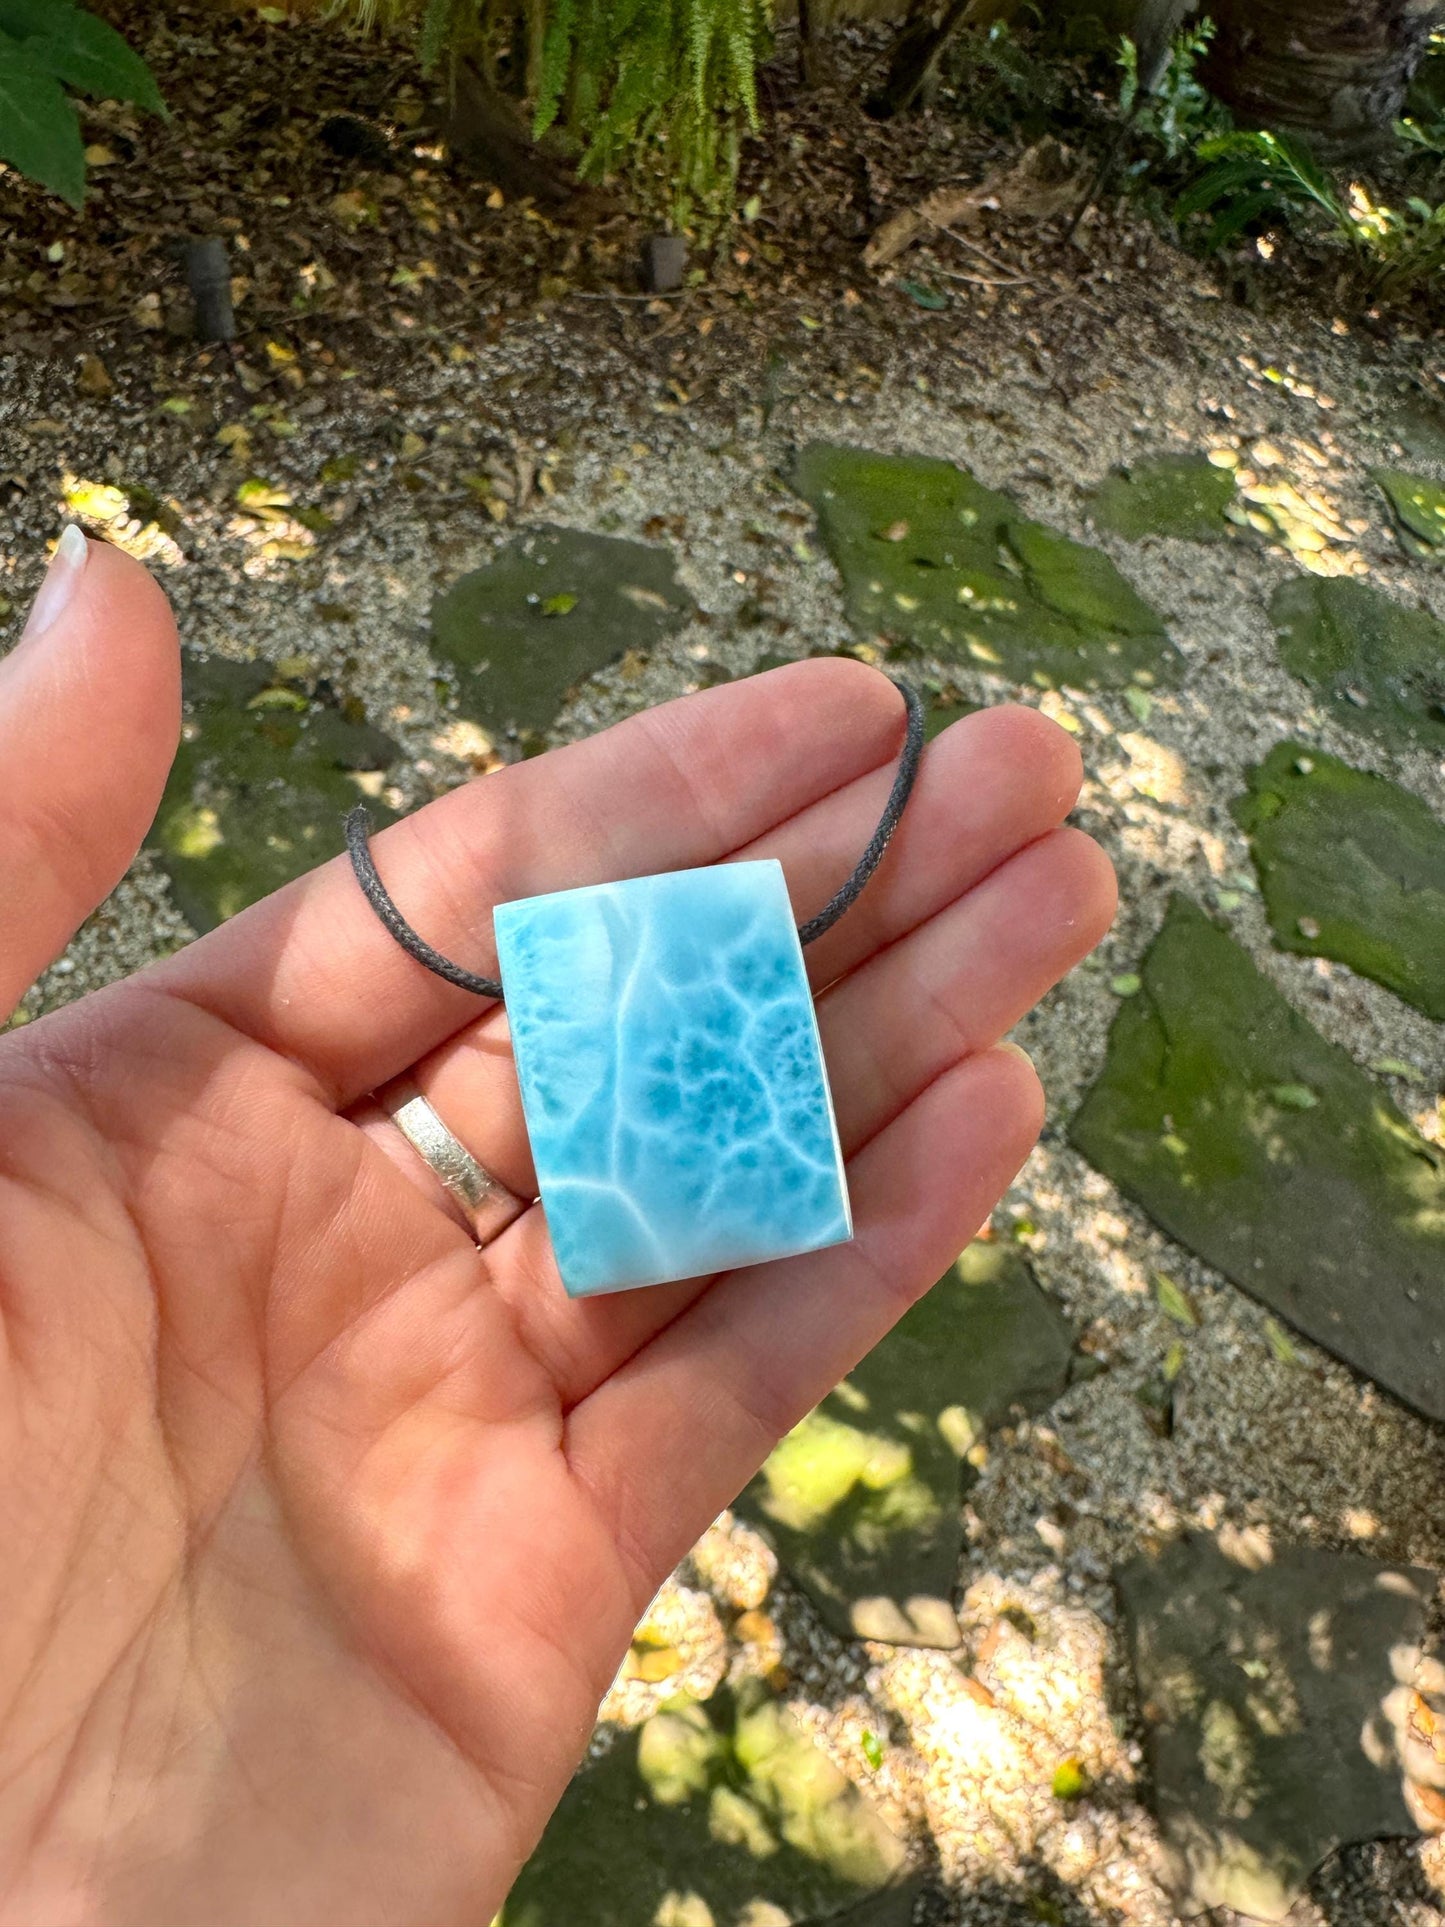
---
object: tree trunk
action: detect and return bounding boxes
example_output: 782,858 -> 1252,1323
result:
867,0 -> 1023,119
441,59 -> 576,205
1202,0 -> 1444,156
798,0 -> 836,88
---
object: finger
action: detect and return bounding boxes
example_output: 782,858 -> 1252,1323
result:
0,534 -> 179,1016
565,1044 -> 1046,1604
356,702 -> 1082,1203
410,821 -> 1112,1409
815,825 -> 1115,1144
156,659 -> 913,1103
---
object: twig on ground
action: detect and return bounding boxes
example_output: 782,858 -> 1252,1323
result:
933,223 -> 1021,280
935,265 -> 1035,289
570,288 -> 689,303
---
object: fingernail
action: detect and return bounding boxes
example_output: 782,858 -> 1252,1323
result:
997,1040 -> 1035,1069
21,526 -> 89,643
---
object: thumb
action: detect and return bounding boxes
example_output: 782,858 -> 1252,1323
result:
0,530 -> 180,1018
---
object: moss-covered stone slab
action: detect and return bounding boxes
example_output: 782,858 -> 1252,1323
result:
500,1681 -> 911,1927
822,1879 -> 928,1927
1120,1536 -> 1432,1921
1374,467 -> 1445,560
1234,744 -> 1445,1020
430,525 -> 693,738
1085,454 -> 1236,543
1071,895 -> 1445,1421
791,444 -> 1177,692
146,653 -> 399,932
1390,403 -> 1445,469
1271,576 -> 1445,755
734,1243 -> 1076,1648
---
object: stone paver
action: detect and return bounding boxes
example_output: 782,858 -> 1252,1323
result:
1234,743 -> 1445,1020
147,650 -> 399,931
1120,1535 -> 1433,1921
1071,894 -> 1445,1421
431,525 -> 693,740
791,443 -> 1176,692
735,1243 -> 1075,1648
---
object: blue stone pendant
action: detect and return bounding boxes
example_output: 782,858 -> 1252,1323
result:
493,861 -> 853,1297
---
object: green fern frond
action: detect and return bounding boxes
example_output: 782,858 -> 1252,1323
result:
533,0 -> 575,136
418,0 -> 454,71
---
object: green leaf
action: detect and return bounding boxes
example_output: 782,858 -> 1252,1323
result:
1117,32 -> 1138,116
1193,131 -> 1256,161
1263,1316 -> 1298,1365
1268,1083 -> 1318,1110
0,4 -> 164,116
860,1728 -> 883,1770
898,278 -> 949,311
418,0 -> 454,73
1052,1757 -> 1090,1801
1124,685 -> 1152,724
1162,1341 -> 1187,1383
1266,128 -> 1335,206
236,477 -> 291,509
0,40 -> 84,205
1110,973 -> 1142,998
542,591 -> 579,617
1176,158 -> 1271,219
1206,189 -> 1287,252
245,685 -> 310,714
1371,1057 -> 1423,1080
0,0 -> 69,35
1154,1272 -> 1197,1328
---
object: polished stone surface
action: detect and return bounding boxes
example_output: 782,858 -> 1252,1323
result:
494,860 -> 852,1297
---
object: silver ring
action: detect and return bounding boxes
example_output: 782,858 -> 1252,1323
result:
381,1083 -> 525,1242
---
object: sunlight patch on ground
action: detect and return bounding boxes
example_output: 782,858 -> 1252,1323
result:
60,472 -> 185,566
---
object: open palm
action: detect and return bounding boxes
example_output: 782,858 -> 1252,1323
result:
0,541 -> 1113,1926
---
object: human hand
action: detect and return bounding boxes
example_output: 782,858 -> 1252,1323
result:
0,536 -> 1114,1926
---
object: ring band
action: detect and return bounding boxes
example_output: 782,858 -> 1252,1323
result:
381,1083 -> 525,1242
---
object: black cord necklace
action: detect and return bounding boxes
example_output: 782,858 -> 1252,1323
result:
346,674 -> 925,1002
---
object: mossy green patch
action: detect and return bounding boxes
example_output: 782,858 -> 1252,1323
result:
734,1242 -> 1075,1647
791,444 -> 1176,692
1390,403 -> 1445,469
1374,467 -> 1445,559
1121,1538 -> 1431,1921
431,525 -> 693,738
147,653 -> 399,932
1071,896 -> 1445,1421
1086,454 -> 1236,543
1271,575 -> 1445,754
1234,744 -> 1445,1019
500,1680 -> 912,1927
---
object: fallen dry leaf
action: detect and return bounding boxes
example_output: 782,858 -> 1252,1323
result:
864,182 -> 992,270
75,354 -> 114,398
864,140 -> 1083,270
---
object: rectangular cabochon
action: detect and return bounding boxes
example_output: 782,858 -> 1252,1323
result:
494,860 -> 852,1296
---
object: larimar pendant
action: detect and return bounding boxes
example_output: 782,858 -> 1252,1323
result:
493,861 -> 852,1297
